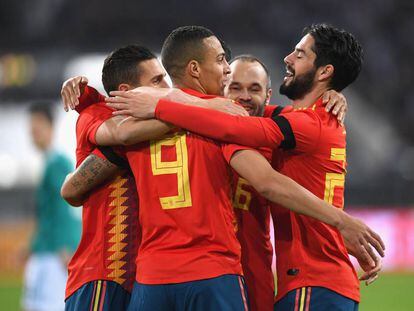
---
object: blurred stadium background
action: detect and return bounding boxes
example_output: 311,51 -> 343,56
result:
0,0 -> 413,310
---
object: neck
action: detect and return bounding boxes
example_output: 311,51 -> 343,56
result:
173,77 -> 207,94
291,84 -> 328,109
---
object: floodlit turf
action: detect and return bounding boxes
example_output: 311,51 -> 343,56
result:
0,273 -> 413,310
0,276 -> 21,311
359,273 -> 414,311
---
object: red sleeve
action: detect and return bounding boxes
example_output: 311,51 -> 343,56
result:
91,147 -> 106,160
264,104 -> 294,118
222,144 -> 273,164
264,105 -> 278,117
222,144 -> 254,164
77,103 -> 113,145
155,99 -> 284,148
75,85 -> 106,113
274,110 -> 321,153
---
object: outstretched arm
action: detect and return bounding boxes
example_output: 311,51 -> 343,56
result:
106,87 -> 248,117
61,153 -> 119,206
153,101 -> 278,148
229,149 -> 385,266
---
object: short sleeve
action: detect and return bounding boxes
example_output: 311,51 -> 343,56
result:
76,85 -> 106,113
271,110 -> 321,154
77,103 -> 114,145
221,144 -> 273,163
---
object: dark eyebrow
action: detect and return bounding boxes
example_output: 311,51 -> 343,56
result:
295,48 -> 306,55
229,81 -> 240,86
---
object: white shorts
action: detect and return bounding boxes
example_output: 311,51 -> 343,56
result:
22,253 -> 67,311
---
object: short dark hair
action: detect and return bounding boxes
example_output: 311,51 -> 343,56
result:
303,24 -> 363,91
220,39 -> 232,62
102,45 -> 156,94
29,102 -> 54,124
230,54 -> 272,89
161,25 -> 215,80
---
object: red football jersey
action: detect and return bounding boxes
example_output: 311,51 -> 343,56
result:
65,101 -> 140,299
154,97 -> 359,302
229,145 -> 274,311
123,89 -> 242,284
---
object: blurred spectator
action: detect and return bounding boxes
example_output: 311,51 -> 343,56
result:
21,103 -> 80,311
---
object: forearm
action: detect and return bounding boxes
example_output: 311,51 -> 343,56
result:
60,154 -> 119,206
116,117 -> 173,145
230,149 -> 343,227
261,172 -> 344,227
155,100 -> 277,148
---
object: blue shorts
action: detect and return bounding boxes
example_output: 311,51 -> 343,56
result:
274,286 -> 358,311
127,274 -> 249,311
65,280 -> 131,311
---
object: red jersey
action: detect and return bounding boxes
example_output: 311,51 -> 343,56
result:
123,89 -> 242,284
230,144 -> 274,311
227,105 -> 279,311
154,97 -> 359,302
65,96 -> 139,298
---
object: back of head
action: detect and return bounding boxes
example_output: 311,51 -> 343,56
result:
102,45 -> 156,94
161,25 -> 215,81
304,24 -> 363,91
29,102 -> 54,125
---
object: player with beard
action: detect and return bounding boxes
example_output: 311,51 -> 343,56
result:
107,24 -> 384,310
225,55 -> 350,311
226,55 -> 276,311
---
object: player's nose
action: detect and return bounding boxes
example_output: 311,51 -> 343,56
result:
238,88 -> 251,100
284,52 -> 294,66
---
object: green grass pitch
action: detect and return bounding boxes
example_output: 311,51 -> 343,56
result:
0,273 -> 413,310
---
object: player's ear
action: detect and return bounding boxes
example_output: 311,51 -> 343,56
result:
317,64 -> 334,83
118,83 -> 131,91
187,60 -> 201,79
265,88 -> 272,105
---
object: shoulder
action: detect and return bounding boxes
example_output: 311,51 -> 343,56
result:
77,102 -> 113,130
79,102 -> 113,120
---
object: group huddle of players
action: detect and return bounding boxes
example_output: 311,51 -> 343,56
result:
60,24 -> 385,311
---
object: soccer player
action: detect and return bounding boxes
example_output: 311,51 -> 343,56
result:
226,55 -> 279,311
106,24 -> 384,310
226,54 -> 349,311
23,103 -> 80,311
62,45 -> 171,311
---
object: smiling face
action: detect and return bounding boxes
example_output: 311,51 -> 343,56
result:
280,34 -> 318,100
225,59 -> 271,116
197,36 -> 231,96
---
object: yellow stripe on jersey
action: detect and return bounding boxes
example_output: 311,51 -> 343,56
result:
93,280 -> 102,311
299,287 -> 306,311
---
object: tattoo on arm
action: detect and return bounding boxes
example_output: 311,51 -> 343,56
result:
69,154 -> 119,193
